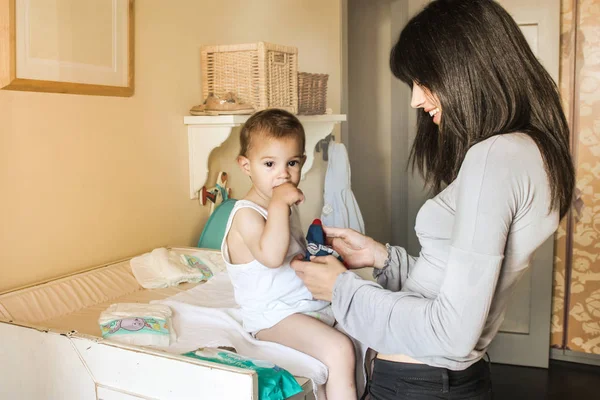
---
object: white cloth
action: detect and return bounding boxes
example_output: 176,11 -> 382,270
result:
321,141 -> 365,233
221,200 -> 331,333
130,248 -> 219,289
153,272 -> 328,397
98,303 -> 176,347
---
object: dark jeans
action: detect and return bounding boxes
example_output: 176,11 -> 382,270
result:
367,358 -> 493,400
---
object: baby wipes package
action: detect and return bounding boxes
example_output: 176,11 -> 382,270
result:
182,347 -> 302,400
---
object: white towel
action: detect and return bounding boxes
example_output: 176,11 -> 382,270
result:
131,248 -> 218,289
321,141 -> 365,233
152,272 -> 369,398
152,272 -> 328,397
98,303 -> 176,347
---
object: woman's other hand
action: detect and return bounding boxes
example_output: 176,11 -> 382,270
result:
323,226 -> 388,269
291,255 -> 347,301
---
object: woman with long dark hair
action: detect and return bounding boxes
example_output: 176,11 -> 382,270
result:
291,1 -> 575,399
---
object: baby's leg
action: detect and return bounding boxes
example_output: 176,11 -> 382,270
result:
257,313 -> 356,400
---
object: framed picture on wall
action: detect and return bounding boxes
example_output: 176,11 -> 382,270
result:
0,0 -> 134,97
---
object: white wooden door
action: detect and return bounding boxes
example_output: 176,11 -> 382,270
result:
485,0 -> 561,369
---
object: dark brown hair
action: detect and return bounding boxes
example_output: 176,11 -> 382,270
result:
239,109 -> 306,157
390,0 -> 575,218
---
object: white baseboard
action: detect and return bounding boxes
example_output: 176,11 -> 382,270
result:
550,348 -> 600,367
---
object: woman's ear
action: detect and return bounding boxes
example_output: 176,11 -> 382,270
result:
237,155 -> 251,176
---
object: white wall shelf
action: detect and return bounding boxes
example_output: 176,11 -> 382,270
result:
183,114 -> 346,199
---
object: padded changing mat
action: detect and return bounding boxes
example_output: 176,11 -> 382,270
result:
0,248 -> 225,336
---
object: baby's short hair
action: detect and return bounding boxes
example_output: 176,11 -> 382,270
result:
239,109 -> 306,157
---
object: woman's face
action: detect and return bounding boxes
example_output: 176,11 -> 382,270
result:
411,82 -> 442,125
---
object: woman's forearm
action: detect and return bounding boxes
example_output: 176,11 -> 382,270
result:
372,241 -> 389,269
333,248 -> 503,358
373,245 -> 417,292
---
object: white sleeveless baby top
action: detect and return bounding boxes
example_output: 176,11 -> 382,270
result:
221,200 -> 330,333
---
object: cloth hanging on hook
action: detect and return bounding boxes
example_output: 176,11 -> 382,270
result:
321,141 -> 365,233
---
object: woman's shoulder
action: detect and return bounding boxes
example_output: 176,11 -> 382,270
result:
462,133 -> 543,175
456,132 -> 555,233
468,132 -> 539,160
457,132 -> 550,205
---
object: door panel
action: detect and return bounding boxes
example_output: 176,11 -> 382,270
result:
486,0 -> 560,368
493,19 -> 540,337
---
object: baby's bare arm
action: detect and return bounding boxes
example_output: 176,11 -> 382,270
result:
232,207 -> 290,268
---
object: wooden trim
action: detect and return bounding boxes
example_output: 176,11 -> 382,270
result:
0,0 -> 134,97
0,0 -> 16,87
562,0 -> 580,350
3,77 -> 134,97
127,0 -> 135,94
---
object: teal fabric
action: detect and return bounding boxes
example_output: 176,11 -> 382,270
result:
183,349 -> 303,400
197,196 -> 237,250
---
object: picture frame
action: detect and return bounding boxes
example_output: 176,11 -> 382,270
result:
0,0 -> 134,97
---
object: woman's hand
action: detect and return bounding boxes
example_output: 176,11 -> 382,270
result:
291,255 -> 347,302
323,226 -> 388,269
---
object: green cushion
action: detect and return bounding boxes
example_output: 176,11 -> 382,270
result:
197,199 -> 237,250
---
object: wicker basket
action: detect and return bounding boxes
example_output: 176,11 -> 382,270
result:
297,72 -> 328,115
201,42 -> 298,113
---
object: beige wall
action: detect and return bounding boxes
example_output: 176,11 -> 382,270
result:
0,0 -> 342,292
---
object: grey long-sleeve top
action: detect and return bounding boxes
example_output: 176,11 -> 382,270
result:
332,133 -> 560,370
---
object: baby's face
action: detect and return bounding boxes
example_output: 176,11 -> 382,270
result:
244,135 -> 305,199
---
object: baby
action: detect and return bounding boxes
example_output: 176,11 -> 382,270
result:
221,109 -> 356,399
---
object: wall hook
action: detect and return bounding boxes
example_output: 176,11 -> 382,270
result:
315,134 -> 335,161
